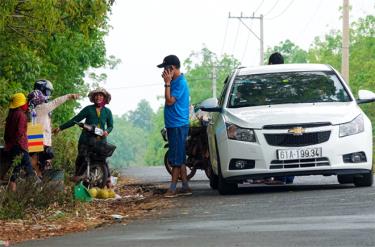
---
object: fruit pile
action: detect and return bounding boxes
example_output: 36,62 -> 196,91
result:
88,187 -> 116,199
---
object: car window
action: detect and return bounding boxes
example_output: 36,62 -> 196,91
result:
228,71 -> 351,108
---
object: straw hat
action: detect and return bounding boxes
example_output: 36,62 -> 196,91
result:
88,88 -> 111,104
9,93 -> 27,109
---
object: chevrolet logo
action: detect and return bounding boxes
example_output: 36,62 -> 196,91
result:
288,127 -> 305,136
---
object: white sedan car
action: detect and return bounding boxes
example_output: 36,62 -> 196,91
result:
201,64 -> 375,195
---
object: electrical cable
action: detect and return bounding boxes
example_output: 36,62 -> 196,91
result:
220,18 -> 230,57
240,32 -> 251,65
265,0 -> 294,20
231,20 -> 241,56
240,19 -> 254,65
106,83 -> 160,90
300,0 -> 323,36
263,0 -> 280,16
254,0 -> 265,14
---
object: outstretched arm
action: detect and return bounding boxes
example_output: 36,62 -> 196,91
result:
39,94 -> 80,114
53,106 -> 88,134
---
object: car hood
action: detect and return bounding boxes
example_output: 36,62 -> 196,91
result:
224,102 -> 361,129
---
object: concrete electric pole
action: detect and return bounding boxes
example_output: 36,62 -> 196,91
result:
342,0 -> 350,83
229,13 -> 264,65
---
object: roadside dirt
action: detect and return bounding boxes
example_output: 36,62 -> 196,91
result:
0,178 -> 171,244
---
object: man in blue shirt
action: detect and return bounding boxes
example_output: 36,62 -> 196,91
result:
157,55 -> 191,197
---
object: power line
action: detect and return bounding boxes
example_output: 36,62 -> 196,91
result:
229,13 -> 264,65
264,0 -> 280,16
220,18 -> 230,57
300,0 -> 323,35
265,0 -> 295,20
254,0 -> 265,14
107,83 -> 160,90
240,31 -> 251,65
231,20 -> 241,56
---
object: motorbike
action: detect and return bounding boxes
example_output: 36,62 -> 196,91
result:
74,122 -> 116,188
161,119 -> 212,180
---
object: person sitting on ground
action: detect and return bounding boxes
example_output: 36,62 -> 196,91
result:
28,79 -> 79,177
4,93 -> 35,191
53,88 -> 114,188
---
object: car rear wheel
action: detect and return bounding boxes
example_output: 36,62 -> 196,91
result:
337,174 -> 354,184
353,171 -> 373,187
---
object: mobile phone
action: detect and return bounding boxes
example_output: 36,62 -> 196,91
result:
165,65 -> 173,71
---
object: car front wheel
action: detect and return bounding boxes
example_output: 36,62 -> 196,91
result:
208,166 -> 218,190
353,171 -> 373,187
214,136 -> 237,195
337,174 -> 354,184
218,173 -> 238,195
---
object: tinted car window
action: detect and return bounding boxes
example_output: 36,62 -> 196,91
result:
228,71 -> 351,108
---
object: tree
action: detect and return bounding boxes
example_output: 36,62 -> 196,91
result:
126,100 -> 155,132
144,107 -> 166,166
0,0 -> 114,123
108,115 -> 148,168
267,12 -> 375,134
265,39 -> 308,64
184,47 -> 240,104
0,0 -> 115,171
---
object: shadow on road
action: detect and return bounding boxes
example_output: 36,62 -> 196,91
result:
235,183 -> 355,195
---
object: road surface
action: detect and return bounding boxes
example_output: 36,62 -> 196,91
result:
17,166 -> 375,247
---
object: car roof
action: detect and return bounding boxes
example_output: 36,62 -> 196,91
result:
237,64 -> 333,75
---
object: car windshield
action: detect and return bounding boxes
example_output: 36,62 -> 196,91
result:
228,71 -> 351,108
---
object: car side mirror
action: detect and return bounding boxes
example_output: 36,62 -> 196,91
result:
357,89 -> 375,104
199,98 -> 222,112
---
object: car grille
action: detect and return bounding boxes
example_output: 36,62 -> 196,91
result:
263,122 -> 331,129
270,157 -> 330,169
264,131 -> 331,147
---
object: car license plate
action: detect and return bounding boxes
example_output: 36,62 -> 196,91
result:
277,147 -> 322,160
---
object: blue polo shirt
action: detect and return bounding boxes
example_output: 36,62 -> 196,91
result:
164,74 -> 190,128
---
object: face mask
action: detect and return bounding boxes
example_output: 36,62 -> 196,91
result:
20,104 -> 28,111
95,101 -> 106,108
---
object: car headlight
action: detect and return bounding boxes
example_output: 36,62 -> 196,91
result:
226,123 -> 256,142
339,114 -> 364,137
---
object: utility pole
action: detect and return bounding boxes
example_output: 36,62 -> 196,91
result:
229,12 -> 264,65
342,0 -> 350,83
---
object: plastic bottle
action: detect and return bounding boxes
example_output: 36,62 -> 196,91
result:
31,109 -> 37,125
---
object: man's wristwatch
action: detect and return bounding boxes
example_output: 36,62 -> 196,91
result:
164,84 -> 171,87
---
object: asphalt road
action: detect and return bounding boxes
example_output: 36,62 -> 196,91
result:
17,166 -> 375,247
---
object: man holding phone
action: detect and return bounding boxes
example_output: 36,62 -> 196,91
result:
157,55 -> 191,197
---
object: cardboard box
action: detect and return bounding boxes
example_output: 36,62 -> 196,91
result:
27,123 -> 44,152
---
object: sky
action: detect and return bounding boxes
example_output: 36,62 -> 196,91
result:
84,0 -> 374,116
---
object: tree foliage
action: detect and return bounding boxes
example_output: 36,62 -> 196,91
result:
184,47 -> 240,104
0,0 -> 113,124
267,12 -> 375,135
126,100 -> 154,132
0,0 -> 114,170
265,39 -> 308,64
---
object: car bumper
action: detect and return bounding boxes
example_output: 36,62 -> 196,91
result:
218,125 -> 373,180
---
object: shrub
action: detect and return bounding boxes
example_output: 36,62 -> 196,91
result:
0,179 -> 74,220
